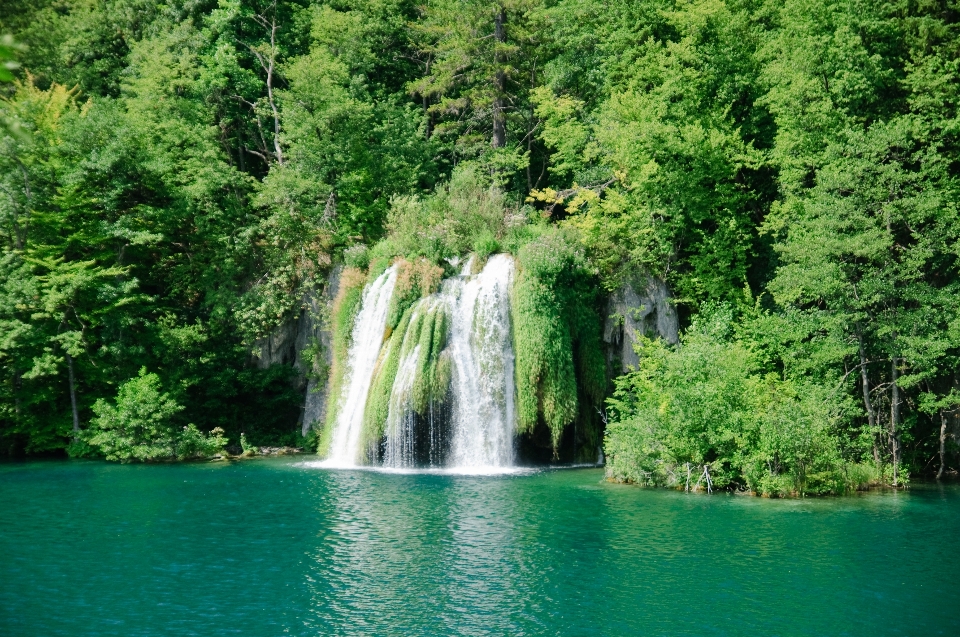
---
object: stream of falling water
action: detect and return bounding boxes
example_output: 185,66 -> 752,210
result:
324,265 -> 398,467
380,254 -> 516,470
382,341 -> 422,468
446,254 -> 516,468
325,256 -> 516,471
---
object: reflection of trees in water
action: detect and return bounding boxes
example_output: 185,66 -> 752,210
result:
437,477 -> 535,635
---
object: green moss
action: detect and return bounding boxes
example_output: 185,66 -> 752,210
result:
360,299 -> 453,458
360,307 -> 415,457
511,228 -> 606,453
411,303 -> 449,414
511,270 -> 578,447
318,267 -> 367,457
386,258 -> 444,330
570,300 -> 607,460
433,350 -> 452,401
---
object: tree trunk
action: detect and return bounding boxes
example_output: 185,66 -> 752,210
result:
13,368 -> 21,419
66,352 -> 79,440
423,57 -> 434,138
937,409 -> 947,480
857,332 -> 879,462
266,19 -> 284,165
491,7 -> 506,149
247,5 -> 285,165
890,357 -> 900,486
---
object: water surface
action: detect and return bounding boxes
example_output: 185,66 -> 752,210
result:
1,458 -> 957,636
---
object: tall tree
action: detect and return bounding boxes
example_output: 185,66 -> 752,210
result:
408,0 -> 545,182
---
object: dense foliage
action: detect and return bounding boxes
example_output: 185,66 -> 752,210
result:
1,0 -> 958,484
79,368 -> 228,462
604,305 -> 874,495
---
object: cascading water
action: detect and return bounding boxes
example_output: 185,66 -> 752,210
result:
324,265 -> 398,467
446,254 -> 516,468
323,255 -> 516,471
382,342 -> 421,468
379,254 -> 516,470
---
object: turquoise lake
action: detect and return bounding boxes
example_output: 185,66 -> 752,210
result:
1,458 -> 958,636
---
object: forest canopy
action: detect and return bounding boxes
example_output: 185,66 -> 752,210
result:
1,0 -> 959,489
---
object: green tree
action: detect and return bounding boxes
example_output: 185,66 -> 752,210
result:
761,0 -> 960,483
84,368 -> 227,462
534,0 -> 776,304
605,304 -> 861,495
408,0 -> 547,185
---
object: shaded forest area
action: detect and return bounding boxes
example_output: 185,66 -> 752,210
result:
2,0 -> 959,492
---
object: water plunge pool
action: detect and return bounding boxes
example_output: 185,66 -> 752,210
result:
1,458 -> 958,636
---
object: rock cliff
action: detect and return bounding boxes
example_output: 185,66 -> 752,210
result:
253,266 -> 342,436
603,274 -> 678,374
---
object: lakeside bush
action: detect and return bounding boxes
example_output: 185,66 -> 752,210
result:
78,369 -> 226,463
604,306 -> 872,496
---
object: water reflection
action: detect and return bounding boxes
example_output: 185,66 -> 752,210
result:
3,460 -> 959,637
437,477 -> 535,636
301,470 -> 546,636
302,470 -> 452,635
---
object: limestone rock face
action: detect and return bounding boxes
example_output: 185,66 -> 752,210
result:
253,266 -> 342,436
603,275 -> 678,374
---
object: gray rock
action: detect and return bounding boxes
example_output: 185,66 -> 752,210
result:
252,266 -> 342,436
301,266 -> 341,435
603,274 -> 678,374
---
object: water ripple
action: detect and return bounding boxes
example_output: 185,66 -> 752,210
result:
1,459 -> 958,637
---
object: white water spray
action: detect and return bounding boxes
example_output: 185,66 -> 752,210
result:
325,266 -> 397,466
382,341 -> 421,468
378,255 -> 517,470
327,255 -> 517,472
446,254 -> 516,468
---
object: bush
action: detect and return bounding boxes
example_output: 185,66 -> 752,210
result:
343,244 -> 370,269
240,432 -> 257,456
177,425 -> 227,459
384,165 -> 508,262
82,368 -> 226,462
604,305 -> 865,495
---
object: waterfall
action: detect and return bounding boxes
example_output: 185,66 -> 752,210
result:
447,254 -> 516,468
382,342 -> 421,468
381,296 -> 449,469
379,254 -> 516,470
325,265 -> 398,467
324,255 -> 517,471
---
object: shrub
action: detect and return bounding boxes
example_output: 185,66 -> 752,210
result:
240,432 -> 258,456
343,244 -> 370,269
604,305 -> 863,495
83,369 -> 225,462
384,165 -> 508,262
178,425 -> 227,459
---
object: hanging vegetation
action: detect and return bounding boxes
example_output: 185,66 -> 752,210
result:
512,229 -> 605,451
